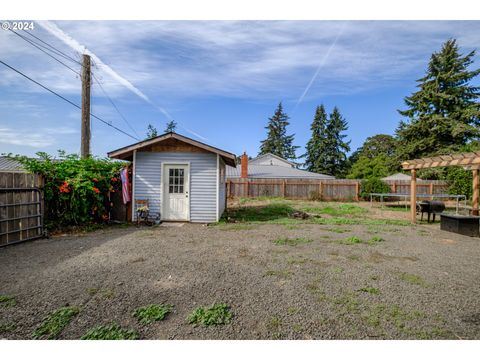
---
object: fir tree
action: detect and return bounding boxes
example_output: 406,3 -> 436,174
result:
323,107 -> 351,177
259,102 -> 299,160
304,105 -> 329,173
146,124 -> 158,139
396,39 -> 480,160
165,120 -> 177,133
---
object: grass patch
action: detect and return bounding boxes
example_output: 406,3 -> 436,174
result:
86,288 -> 98,296
133,304 -> 173,324
337,236 -> 362,245
218,224 -> 256,231
0,295 -> 16,307
287,307 -> 299,315
399,273 -> 429,287
265,269 -> 292,279
225,203 -> 294,222
323,227 -> 351,233
0,322 -> 16,334
81,322 -> 139,340
273,237 -> 312,246
302,203 -> 368,217
188,303 -> 232,327
32,306 -> 80,339
287,257 -> 308,265
367,236 -> 385,244
358,287 -> 380,295
363,304 -> 426,332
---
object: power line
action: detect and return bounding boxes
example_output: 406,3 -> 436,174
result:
0,59 -> 139,141
9,29 -> 80,76
92,73 -> 141,138
22,29 -> 82,66
11,30 -> 140,140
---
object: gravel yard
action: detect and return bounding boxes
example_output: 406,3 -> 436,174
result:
1,200 -> 480,340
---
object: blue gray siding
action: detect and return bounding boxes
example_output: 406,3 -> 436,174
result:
218,156 -> 226,217
134,152 -> 218,223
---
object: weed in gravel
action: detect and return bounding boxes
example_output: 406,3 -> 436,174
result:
273,237 -> 313,246
363,304 -> 427,334
332,292 -> 361,314
301,204 -> 368,217
358,287 -> 380,295
399,273 -> 429,287
287,307 -> 300,315
287,256 -> 308,265
265,269 -> 292,279
367,236 -> 385,244
337,236 -> 362,245
284,224 -> 300,230
133,304 -> 173,324
32,306 -> 80,339
101,289 -> 115,299
266,316 -> 283,338
332,266 -> 344,274
188,303 -> 232,327
81,322 -> 139,340
292,324 -> 304,332
323,227 -> 351,233
413,326 -> 452,339
86,288 -> 98,296
347,255 -> 362,261
0,295 -> 16,307
0,322 -> 16,334
219,224 -> 255,231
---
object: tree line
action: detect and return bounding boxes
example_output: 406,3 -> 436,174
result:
258,38 -> 480,195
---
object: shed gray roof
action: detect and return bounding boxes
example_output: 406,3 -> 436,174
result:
0,157 -> 25,172
382,173 -> 422,181
226,164 -> 335,179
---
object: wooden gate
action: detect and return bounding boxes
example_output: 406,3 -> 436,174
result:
0,172 -> 44,247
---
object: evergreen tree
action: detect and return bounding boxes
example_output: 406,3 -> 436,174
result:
396,39 -> 480,160
323,107 -> 351,177
146,124 -> 158,139
259,102 -> 299,160
304,105 -> 329,173
165,120 -> 177,133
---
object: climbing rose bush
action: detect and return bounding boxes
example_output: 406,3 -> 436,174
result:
14,151 -> 125,229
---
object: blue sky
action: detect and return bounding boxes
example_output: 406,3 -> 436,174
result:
1,20 -> 480,159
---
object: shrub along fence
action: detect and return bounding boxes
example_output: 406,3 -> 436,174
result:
0,171 -> 44,246
226,178 -> 449,201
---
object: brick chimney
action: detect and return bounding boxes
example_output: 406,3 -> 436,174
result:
241,152 -> 248,178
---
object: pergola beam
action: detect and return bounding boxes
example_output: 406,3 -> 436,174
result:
402,151 -> 480,223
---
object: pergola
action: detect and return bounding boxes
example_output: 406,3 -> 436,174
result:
402,151 -> 480,224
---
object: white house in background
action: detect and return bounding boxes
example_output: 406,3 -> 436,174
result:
382,173 -> 422,181
226,153 -> 335,180
108,132 -> 236,223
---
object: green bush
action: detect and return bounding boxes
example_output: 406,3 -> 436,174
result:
446,167 -> 472,199
360,178 -> 391,200
14,151 -> 125,229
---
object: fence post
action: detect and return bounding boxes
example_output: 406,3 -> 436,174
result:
429,183 -> 434,200
227,180 -> 231,198
392,182 -> 396,193
318,182 -> 323,201
355,182 -> 360,202
245,181 -> 249,198
282,180 -> 286,198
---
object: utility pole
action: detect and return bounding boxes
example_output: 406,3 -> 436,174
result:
81,54 -> 91,158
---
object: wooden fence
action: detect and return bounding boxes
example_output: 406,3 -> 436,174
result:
226,178 -> 449,201
0,172 -> 44,246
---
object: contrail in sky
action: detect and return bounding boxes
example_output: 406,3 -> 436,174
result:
36,21 -> 208,141
293,21 -> 348,111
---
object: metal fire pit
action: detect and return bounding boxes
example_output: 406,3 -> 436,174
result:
417,200 -> 445,223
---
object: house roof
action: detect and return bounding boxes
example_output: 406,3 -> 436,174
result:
108,132 -> 236,167
0,157 -> 26,172
226,164 -> 335,179
382,173 -> 422,181
249,153 -> 297,167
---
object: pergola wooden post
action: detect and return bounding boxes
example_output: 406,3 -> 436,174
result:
410,169 -> 417,224
402,151 -> 480,224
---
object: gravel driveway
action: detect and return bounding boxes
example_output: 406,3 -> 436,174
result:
1,221 -> 480,339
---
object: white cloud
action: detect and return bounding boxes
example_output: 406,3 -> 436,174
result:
0,126 -> 77,148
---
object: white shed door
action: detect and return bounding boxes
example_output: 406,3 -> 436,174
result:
163,164 -> 189,221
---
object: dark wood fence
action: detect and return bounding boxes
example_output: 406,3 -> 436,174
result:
226,178 -> 449,201
0,172 -> 44,246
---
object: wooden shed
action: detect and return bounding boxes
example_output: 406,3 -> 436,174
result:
108,132 -> 236,223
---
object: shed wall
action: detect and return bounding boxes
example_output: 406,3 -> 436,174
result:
135,152 -> 218,222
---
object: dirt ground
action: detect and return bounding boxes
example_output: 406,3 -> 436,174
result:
1,202 -> 480,340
